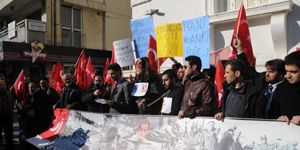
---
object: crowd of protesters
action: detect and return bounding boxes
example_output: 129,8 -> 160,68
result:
0,38 -> 300,148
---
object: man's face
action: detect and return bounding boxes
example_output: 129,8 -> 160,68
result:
40,80 -> 48,90
108,69 -> 120,81
265,66 -> 281,84
135,59 -> 143,76
162,74 -> 174,90
63,75 -> 72,86
224,64 -> 238,84
138,123 -> 149,138
177,68 -> 184,80
184,61 -> 193,78
285,64 -> 300,84
28,83 -> 36,95
94,76 -> 101,85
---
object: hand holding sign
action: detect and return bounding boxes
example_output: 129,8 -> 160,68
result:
131,83 -> 149,97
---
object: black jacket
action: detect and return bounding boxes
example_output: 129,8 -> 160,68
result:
162,85 -> 184,115
57,84 -> 82,109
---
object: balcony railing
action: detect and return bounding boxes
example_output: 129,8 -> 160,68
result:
0,19 -> 46,43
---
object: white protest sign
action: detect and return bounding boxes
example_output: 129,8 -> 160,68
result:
131,82 -> 149,97
161,97 -> 172,114
113,38 -> 135,67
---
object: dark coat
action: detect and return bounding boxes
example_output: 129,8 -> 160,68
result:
110,78 -> 138,114
162,85 -> 184,115
270,80 -> 300,119
219,80 -> 267,118
181,73 -> 218,118
57,84 -> 82,109
134,73 -> 165,115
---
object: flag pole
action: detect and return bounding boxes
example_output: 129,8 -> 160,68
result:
75,49 -> 85,67
157,59 -> 160,74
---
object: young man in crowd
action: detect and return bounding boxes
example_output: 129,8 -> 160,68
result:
108,63 -> 138,114
178,56 -> 217,119
161,69 -> 183,115
273,51 -> 300,125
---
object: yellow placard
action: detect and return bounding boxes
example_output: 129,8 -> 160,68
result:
156,23 -> 183,58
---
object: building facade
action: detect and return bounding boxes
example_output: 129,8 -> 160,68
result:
0,0 -> 131,84
131,0 -> 300,72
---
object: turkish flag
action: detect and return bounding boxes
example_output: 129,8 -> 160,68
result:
86,57 -> 95,86
39,108 -> 70,140
230,3 -> 255,65
74,50 -> 88,90
103,58 -> 114,85
147,35 -> 167,73
13,70 -> 27,107
110,45 -> 116,65
214,59 -> 225,108
49,62 -> 64,94
210,46 -> 236,64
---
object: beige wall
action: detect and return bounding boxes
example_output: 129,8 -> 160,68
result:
82,8 -> 104,49
104,0 -> 132,50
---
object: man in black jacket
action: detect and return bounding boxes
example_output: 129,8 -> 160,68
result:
273,51 -> 300,125
56,73 -> 82,109
108,63 -> 138,114
161,69 -> 183,115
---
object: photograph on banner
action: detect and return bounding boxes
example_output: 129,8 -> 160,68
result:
156,23 -> 183,58
183,16 -> 210,69
113,38 -> 135,67
28,110 -> 300,150
130,16 -> 156,58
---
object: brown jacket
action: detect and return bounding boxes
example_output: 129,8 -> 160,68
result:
180,73 -> 217,118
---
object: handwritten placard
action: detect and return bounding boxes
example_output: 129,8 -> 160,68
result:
113,38 -> 135,67
182,16 -> 210,68
130,16 -> 155,58
156,23 -> 183,58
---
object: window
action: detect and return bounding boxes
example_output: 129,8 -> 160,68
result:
61,6 -> 82,47
217,0 -> 270,13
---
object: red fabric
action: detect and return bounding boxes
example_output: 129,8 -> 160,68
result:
210,46 -> 236,64
74,50 -> 88,90
147,35 -> 167,73
13,70 -> 27,107
86,57 -> 95,86
103,58 -> 114,85
230,3 -> 255,65
214,59 -> 225,108
49,62 -> 64,94
297,48 -> 300,51
110,45 -> 116,65
39,108 -> 70,140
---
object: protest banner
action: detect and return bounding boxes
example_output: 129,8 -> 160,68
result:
113,38 -> 135,67
182,16 -> 210,68
130,16 -> 155,58
28,110 -> 300,150
156,23 -> 183,58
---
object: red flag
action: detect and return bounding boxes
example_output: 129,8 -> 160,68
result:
210,46 -> 236,64
110,45 -> 116,65
103,58 -> 114,85
74,50 -> 88,90
230,3 -> 255,65
39,108 -> 70,140
147,35 -> 167,73
297,48 -> 300,52
13,70 -> 27,107
86,57 -> 95,86
214,59 -> 225,108
49,62 -> 64,94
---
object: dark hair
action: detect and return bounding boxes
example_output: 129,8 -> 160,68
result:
265,59 -> 285,75
185,55 -> 202,72
162,69 -> 176,80
225,59 -> 246,77
172,63 -> 183,71
108,63 -> 121,72
40,77 -> 49,82
285,51 -> 300,68
135,57 -> 155,80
